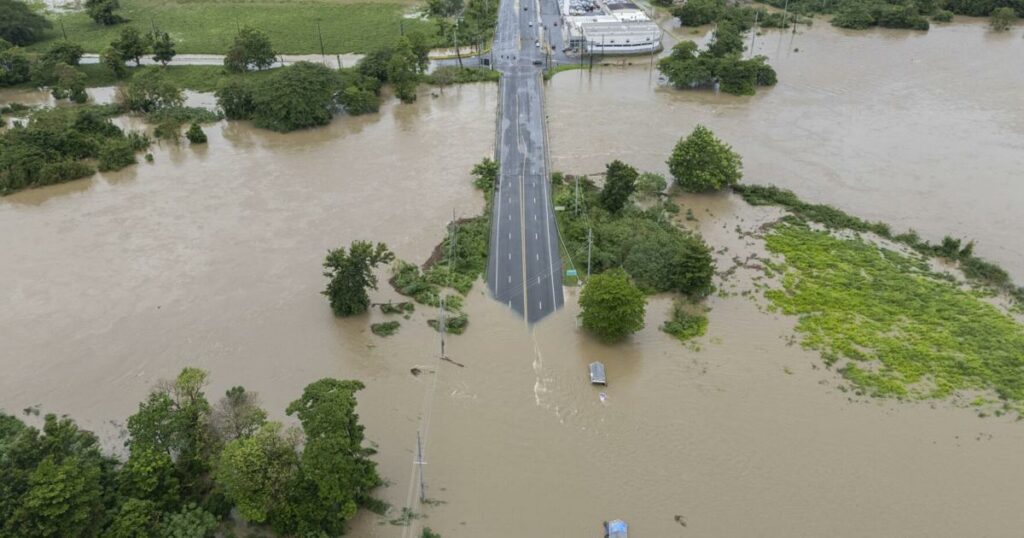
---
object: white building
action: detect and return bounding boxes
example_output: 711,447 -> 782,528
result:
562,0 -> 662,55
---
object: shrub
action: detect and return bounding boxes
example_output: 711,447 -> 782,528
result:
932,9 -> 954,21
370,321 -> 401,336
85,0 -> 124,25
185,123 -> 207,144
661,300 -> 708,342
98,139 -> 136,171
0,47 -> 31,86
215,78 -> 256,120
990,6 -> 1017,30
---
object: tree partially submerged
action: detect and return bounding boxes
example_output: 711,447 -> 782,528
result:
579,268 -> 646,342
323,241 -> 395,316
0,0 -> 52,46
658,25 -> 777,96
668,124 -> 742,192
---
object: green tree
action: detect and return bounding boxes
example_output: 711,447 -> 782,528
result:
990,6 -> 1017,29
426,0 -> 463,17
706,22 -> 744,58
249,62 -> 340,132
635,172 -> 667,198
51,62 -> 88,103
224,26 -> 276,73
118,67 -> 183,112
126,368 -> 213,501
599,160 -> 638,213
85,0 -> 123,25
0,46 -> 32,86
214,422 -> 299,523
406,30 -> 432,73
579,268 -> 646,342
668,124 -> 742,192
101,45 -> 128,78
210,386 -> 267,444
107,498 -> 162,538
118,448 -> 181,511
13,456 -> 106,537
472,157 -> 499,191
151,31 -> 176,66
339,85 -> 380,115
672,0 -> 724,25
0,0 -> 52,45
322,241 -> 395,316
387,37 -> 420,103
43,41 -> 85,65
214,78 -> 255,119
185,123 -> 206,144
112,27 -> 150,66
279,379 -> 381,534
160,503 -> 217,538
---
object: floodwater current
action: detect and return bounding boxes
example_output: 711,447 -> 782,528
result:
2,19 -> 1024,538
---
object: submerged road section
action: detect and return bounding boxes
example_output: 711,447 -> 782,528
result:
487,0 -> 564,323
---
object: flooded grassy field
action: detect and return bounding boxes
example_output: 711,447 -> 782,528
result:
2,19 -> 1024,538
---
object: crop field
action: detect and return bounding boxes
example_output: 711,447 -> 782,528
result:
36,0 -> 438,54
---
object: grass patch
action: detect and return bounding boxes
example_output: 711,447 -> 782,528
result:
763,222 -> 1024,412
543,63 -> 585,81
36,0 -> 438,54
661,299 -> 708,342
370,320 -> 401,336
379,301 -> 414,314
734,183 -> 1024,306
74,64 -> 279,91
423,66 -> 500,86
427,313 -> 468,334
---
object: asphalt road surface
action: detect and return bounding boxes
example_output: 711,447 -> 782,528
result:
486,0 -> 565,323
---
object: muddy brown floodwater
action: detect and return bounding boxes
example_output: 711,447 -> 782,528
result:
2,20 -> 1024,538
547,18 -> 1024,279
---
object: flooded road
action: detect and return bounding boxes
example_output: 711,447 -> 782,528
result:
546,19 -> 1024,279
2,19 -> 1024,538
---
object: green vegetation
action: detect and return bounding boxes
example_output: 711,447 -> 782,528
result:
661,299 -> 708,342
758,0 -> 1024,28
668,125 -> 743,192
0,369 -> 382,536
657,26 -> 777,96
599,160 -> 638,213
371,320 -> 401,336
990,6 -> 1018,28
323,241 -> 396,317
224,26 -> 275,73
0,106 -> 150,195
36,0 -> 438,54
733,183 -> 1024,305
673,0 -> 808,29
0,0 -> 51,46
390,158 -> 494,332
379,300 -> 415,314
85,0 -> 124,25
763,222 -> 1024,412
185,123 -> 207,144
556,169 -> 715,297
424,65 -> 501,86
426,0 -> 498,54
580,268 -> 647,342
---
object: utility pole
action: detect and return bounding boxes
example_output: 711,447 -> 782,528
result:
416,431 -> 426,502
574,175 -> 580,216
586,228 -> 592,280
316,20 -> 326,65
749,10 -> 759,58
60,20 -> 67,40
782,0 -> 790,27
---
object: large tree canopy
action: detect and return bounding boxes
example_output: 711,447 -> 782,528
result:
322,240 -> 394,316
0,0 -> 52,46
579,268 -> 647,342
668,124 -> 743,192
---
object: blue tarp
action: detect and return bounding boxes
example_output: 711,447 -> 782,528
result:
606,519 -> 628,537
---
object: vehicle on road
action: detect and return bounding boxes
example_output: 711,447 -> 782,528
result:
529,21 -> 533,26
532,59 -> 543,65
535,41 -> 540,47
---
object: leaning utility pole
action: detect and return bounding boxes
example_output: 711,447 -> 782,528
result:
415,431 -> 427,502
749,10 -> 759,58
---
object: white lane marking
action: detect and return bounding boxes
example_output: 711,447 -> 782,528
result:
533,197 -> 536,203
536,253 -> 539,261
534,214 -> 537,220
539,301 -> 543,310
508,253 -> 512,260
508,232 -> 511,240
535,233 -> 538,240
508,275 -> 512,283
508,214 -> 512,221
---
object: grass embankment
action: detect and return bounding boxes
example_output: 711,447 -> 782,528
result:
35,0 -> 437,54
75,64 -> 277,92
764,222 -> 1024,413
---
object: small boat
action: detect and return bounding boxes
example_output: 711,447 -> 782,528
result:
589,361 -> 606,385
604,519 -> 628,537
